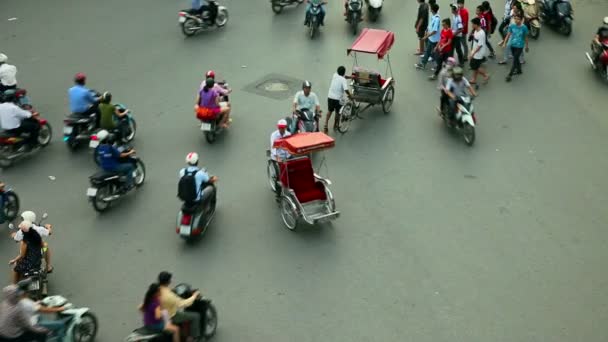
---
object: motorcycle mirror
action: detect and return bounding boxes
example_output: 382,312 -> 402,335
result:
8,223 -> 15,230
42,213 -> 48,219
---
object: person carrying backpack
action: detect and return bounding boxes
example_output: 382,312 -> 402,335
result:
178,152 -> 217,207
481,1 -> 498,58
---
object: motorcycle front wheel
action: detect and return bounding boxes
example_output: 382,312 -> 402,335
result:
72,312 -> 98,342
203,304 -> 219,338
216,9 -> 229,27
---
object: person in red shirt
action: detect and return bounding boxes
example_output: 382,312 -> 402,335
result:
457,0 -> 470,58
431,18 -> 454,80
481,1 -> 496,58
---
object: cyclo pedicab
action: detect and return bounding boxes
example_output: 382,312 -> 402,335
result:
266,132 -> 340,230
336,28 -> 396,134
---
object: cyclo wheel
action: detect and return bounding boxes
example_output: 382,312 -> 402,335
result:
280,196 -> 298,230
336,102 -> 353,134
382,84 -> 395,114
267,159 -> 279,192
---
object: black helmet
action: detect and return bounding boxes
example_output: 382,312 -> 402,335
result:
302,80 -> 312,89
205,77 -> 215,88
101,91 -> 112,103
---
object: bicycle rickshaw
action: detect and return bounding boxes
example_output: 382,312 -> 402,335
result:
266,132 -> 340,230
337,28 -> 396,134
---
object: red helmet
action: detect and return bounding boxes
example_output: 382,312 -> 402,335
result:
205,70 -> 215,79
74,72 -> 87,82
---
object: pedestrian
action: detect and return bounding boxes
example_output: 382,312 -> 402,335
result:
481,1 -> 497,58
325,66 -> 352,134
456,0 -> 470,59
415,3 -> 441,70
415,0 -> 430,56
430,18 -> 454,80
498,1 -> 525,65
450,4 -> 465,66
499,15 -> 529,82
469,18 -> 490,85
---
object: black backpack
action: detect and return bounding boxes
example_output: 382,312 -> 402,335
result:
490,13 -> 498,34
177,169 -> 198,202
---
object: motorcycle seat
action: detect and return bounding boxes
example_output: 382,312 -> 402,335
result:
0,130 -> 18,138
133,326 -> 165,336
67,114 -> 94,123
90,170 -> 122,181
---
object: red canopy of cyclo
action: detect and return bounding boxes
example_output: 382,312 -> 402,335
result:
273,132 -> 335,156
347,28 -> 395,59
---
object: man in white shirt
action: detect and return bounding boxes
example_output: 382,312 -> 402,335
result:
292,81 -> 321,132
0,102 -> 40,150
11,211 -> 54,273
450,5 -> 465,66
0,54 -> 17,92
270,119 -> 292,161
469,17 -> 490,84
325,66 -> 352,134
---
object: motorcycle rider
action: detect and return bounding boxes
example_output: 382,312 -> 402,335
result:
292,81 -> 321,132
196,77 -> 231,128
591,17 -> 608,62
99,92 -> 130,142
68,73 -> 101,126
191,0 -> 218,23
17,279 -> 69,339
0,99 -> 40,151
304,0 -> 327,26
157,271 -> 202,341
200,70 -> 232,109
95,129 -> 136,190
178,152 -> 218,210
0,284 -> 49,341
443,67 -> 477,119
0,53 -> 18,93
438,57 -> 457,112
12,211 -> 53,274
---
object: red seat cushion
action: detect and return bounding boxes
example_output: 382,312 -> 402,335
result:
279,158 -> 327,203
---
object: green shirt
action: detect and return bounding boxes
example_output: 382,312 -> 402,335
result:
99,103 -> 116,129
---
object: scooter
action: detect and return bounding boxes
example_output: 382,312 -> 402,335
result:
366,0 -> 383,22
0,106 -> 52,168
40,295 -> 99,342
176,183 -> 217,241
438,95 -> 477,146
305,1 -> 323,39
519,0 -> 541,39
270,0 -> 304,14
346,0 -> 363,35
538,0 -> 573,35
178,1 -> 229,37
124,283 -> 218,342
286,108 -> 320,133
585,39 -> 608,81
9,213 -> 50,300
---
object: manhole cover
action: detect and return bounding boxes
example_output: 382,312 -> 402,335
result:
258,80 -> 290,92
243,73 -> 303,100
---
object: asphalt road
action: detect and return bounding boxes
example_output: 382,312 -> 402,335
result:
1,0 -> 608,341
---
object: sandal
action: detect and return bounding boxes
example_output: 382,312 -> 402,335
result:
46,266 -> 54,274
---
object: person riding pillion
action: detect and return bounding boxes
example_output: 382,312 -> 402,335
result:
95,129 -> 136,190
12,211 -> 53,274
0,53 -> 18,93
99,92 -> 130,142
178,152 -> 217,208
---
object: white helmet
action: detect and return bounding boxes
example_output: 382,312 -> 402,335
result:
604,17 -> 608,25
185,152 -> 199,165
20,211 -> 36,223
96,129 -> 109,142
0,54 -> 7,63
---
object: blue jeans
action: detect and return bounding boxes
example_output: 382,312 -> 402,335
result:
112,163 -> 135,187
420,40 -> 438,67
38,316 -> 70,339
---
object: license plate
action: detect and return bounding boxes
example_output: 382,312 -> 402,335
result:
30,281 -> 39,291
201,123 -> 212,131
63,126 -> 73,134
179,16 -> 186,23
179,225 -> 191,236
89,140 -> 99,148
86,188 -> 97,197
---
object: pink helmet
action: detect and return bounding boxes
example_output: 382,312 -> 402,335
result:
446,57 -> 457,67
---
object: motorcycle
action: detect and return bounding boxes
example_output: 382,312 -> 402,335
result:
346,0 -> 363,35
286,108 -> 320,134
0,184 -> 19,223
366,0 -> 383,22
176,182 -> 217,241
85,104 -> 137,149
63,90 -> 101,151
271,0 -> 304,14
0,105 -> 52,168
519,0 -> 541,39
438,95 -> 477,146
585,39 -> 608,81
9,213 -> 50,300
200,97 -> 229,144
178,1 -> 229,37
39,295 -> 99,342
305,1 -> 323,39
87,145 -> 146,212
124,283 -> 218,342
538,0 -> 573,35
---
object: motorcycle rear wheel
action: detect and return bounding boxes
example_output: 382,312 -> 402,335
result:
271,2 -> 284,14
92,185 -> 112,212
3,192 -> 19,221
182,19 -> 198,36
205,130 -> 216,144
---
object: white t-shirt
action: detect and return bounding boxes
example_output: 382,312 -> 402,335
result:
270,129 -> 292,160
472,29 -> 487,59
0,102 -> 31,130
293,91 -> 320,111
0,63 -> 17,86
13,225 -> 49,242
327,73 -> 349,102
